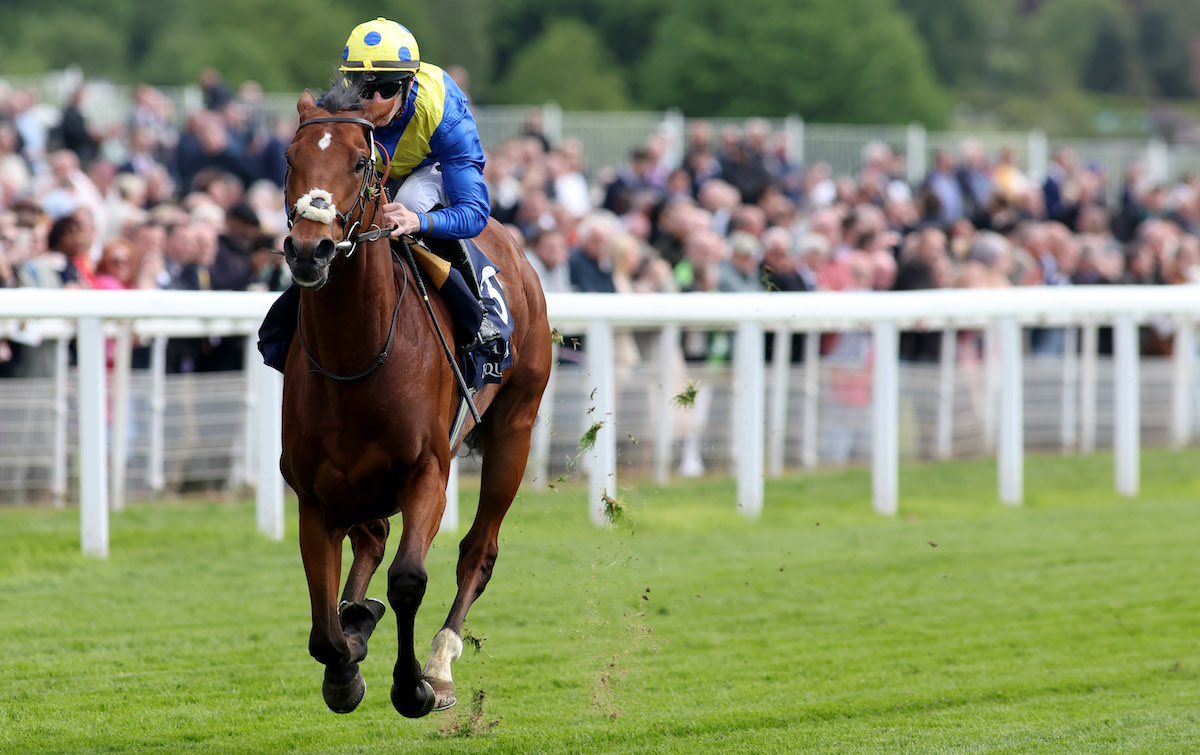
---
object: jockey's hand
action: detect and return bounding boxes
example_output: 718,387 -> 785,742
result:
383,201 -> 421,237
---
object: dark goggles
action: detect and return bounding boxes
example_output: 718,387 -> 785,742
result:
353,73 -> 411,100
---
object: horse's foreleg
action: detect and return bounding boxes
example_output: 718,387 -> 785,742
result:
343,519 -> 390,603
387,459 -> 445,718
427,402 -> 537,711
298,502 -> 368,714
334,519 -> 390,675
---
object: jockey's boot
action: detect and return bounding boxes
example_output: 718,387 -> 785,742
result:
450,238 -> 502,353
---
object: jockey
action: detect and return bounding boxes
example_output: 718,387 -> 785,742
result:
340,17 -> 499,351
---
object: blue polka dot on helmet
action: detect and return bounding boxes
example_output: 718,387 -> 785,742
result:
340,17 -> 421,73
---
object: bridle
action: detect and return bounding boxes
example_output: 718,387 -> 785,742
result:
284,115 -> 396,258
286,114 -> 404,381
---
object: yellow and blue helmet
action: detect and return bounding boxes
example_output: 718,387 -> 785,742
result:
340,18 -> 421,73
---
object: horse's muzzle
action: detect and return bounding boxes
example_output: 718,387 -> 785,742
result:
284,235 -> 337,289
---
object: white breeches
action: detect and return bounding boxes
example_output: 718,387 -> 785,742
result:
392,164 -> 446,214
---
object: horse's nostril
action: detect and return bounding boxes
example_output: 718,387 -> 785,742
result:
314,238 -> 337,262
283,236 -> 298,261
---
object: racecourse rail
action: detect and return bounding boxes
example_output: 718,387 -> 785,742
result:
2,286 -> 1197,557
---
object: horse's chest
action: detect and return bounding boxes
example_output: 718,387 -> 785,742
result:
283,423 -> 413,506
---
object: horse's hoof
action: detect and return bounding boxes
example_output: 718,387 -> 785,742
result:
322,665 -> 365,714
425,677 -> 457,712
391,678 -> 436,718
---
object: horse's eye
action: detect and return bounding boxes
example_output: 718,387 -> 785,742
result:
354,156 -> 368,174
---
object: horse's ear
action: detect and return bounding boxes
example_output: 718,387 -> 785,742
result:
364,96 -> 401,128
297,90 -> 318,119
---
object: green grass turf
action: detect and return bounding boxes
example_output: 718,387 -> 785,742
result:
2,449 -> 1199,753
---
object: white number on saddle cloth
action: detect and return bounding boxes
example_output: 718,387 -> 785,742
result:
480,266 -> 509,326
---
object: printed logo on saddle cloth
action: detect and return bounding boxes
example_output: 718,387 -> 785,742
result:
462,241 -> 514,392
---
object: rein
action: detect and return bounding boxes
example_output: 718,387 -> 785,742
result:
297,267 -> 407,381
289,114 -> 404,381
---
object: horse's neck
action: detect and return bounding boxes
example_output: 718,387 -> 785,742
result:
298,239 -> 398,365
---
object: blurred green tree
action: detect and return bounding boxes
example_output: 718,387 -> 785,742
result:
638,0 -> 948,124
492,18 -> 632,109
893,0 -> 1004,89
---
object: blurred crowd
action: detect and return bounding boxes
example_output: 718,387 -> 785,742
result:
4,73 -> 1200,382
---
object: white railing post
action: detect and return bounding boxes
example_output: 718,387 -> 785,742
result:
905,123 -> 927,187
802,332 -> 820,469
585,319 -> 616,527
541,101 -> 563,147
661,109 -> 686,168
1171,320 -> 1194,449
1028,129 -> 1048,184
983,324 -> 999,453
784,114 -> 805,168
77,317 -> 109,558
735,321 -> 765,517
997,318 -> 1024,506
442,455 -> 459,534
1147,137 -> 1170,186
110,322 -> 133,511
235,336 -> 259,490
654,325 -> 679,485
52,338 -> 70,508
936,328 -> 956,460
1061,326 -> 1079,453
1079,321 -> 1098,454
148,336 -> 167,497
254,361 -> 284,540
767,326 -> 791,478
871,322 -> 899,515
1113,315 -> 1140,497
529,346 -> 557,487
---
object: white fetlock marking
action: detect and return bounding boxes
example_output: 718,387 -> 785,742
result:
422,629 -> 463,682
294,188 -> 337,225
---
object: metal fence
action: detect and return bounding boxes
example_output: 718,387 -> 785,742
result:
0,346 -> 1191,506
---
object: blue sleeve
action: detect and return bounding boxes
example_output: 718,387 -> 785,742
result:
421,76 -> 490,239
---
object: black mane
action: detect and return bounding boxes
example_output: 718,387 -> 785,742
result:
319,74 -> 367,114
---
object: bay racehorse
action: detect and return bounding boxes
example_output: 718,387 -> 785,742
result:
278,90 -> 550,717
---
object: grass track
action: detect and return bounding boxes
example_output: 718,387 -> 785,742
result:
1,450 -> 1199,753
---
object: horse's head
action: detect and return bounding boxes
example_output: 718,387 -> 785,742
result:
282,90 -> 396,290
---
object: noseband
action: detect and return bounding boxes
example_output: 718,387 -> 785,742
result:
285,116 -> 395,258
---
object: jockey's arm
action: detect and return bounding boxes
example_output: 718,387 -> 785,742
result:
418,116 -> 490,239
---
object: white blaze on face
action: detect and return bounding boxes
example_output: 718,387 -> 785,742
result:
318,132 -> 332,151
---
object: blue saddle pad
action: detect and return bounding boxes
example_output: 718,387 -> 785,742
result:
459,239 -> 514,392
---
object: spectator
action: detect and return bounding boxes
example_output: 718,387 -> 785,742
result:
57,86 -> 102,166
568,212 -> 617,293
53,211 -> 97,288
602,147 -> 660,217
526,227 -> 571,294
717,126 -> 771,203
717,232 -> 765,293
93,238 -> 137,289
957,139 -> 994,228
925,150 -> 965,225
